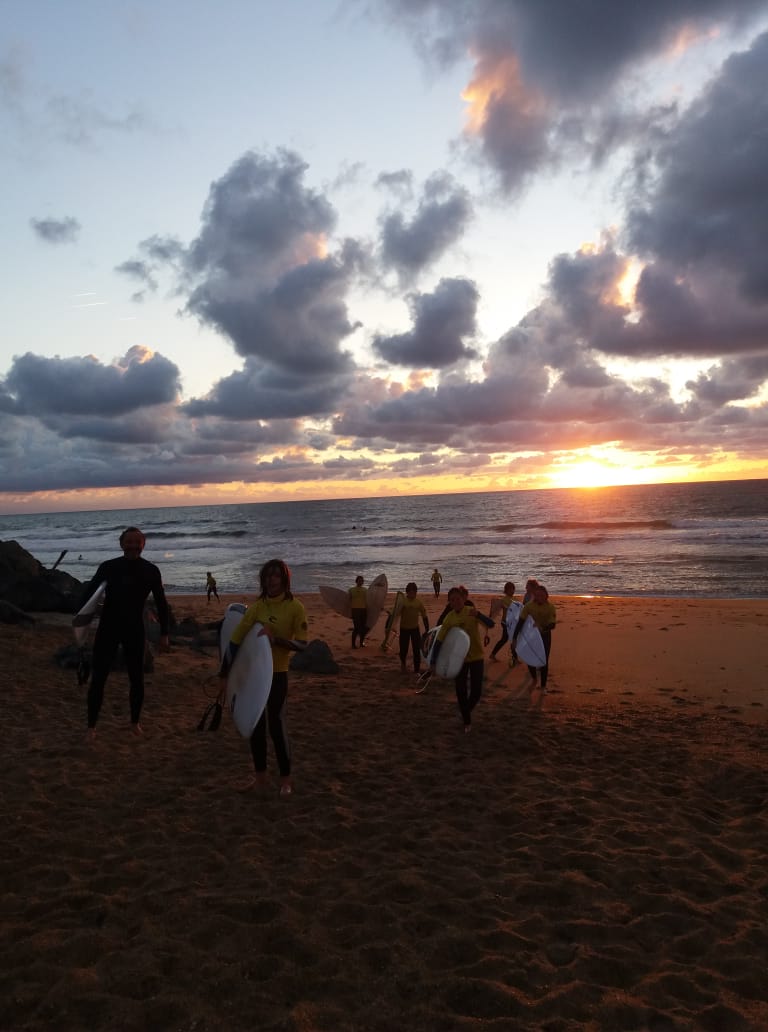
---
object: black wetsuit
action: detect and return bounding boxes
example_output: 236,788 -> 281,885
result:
81,556 -> 169,727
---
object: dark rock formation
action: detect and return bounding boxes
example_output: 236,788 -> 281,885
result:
289,638 -> 339,675
0,539 -> 84,614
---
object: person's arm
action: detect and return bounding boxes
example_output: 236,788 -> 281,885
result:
151,569 -> 171,651
76,562 -> 109,609
475,611 -> 495,629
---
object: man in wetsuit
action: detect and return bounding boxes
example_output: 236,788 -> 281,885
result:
81,527 -> 170,737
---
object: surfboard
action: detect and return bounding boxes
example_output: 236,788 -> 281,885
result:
72,580 -> 107,647
219,603 -> 273,738
380,590 -> 405,650
421,626 -> 438,659
318,573 -> 389,630
510,612 -> 547,668
428,626 -> 471,678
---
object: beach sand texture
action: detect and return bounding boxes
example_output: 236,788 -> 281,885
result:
2,593 -> 767,1031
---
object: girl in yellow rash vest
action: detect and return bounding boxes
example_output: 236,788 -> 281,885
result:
222,559 -> 307,795
430,585 -> 494,733
348,575 -> 368,648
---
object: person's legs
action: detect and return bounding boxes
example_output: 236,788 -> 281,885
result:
540,631 -> 552,690
467,659 -> 483,714
87,629 -> 120,728
123,630 -> 146,725
266,673 -> 291,789
409,627 -> 422,673
398,628 -> 409,670
454,664 -> 471,727
491,625 -> 509,658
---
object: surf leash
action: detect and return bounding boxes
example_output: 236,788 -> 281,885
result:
414,670 -> 432,694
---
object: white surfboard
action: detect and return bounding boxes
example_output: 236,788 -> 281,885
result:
318,573 -> 389,630
430,626 -> 471,679
506,602 -> 548,667
421,626 -> 438,660
220,603 -> 273,738
72,580 -> 107,647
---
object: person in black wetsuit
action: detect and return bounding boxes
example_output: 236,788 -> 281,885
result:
80,526 -> 170,737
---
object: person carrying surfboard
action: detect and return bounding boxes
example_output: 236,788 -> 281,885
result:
222,559 -> 307,795
398,582 -> 430,675
430,586 -> 494,733
490,582 -> 516,662
510,583 -> 556,693
349,575 -> 368,649
80,526 -> 170,738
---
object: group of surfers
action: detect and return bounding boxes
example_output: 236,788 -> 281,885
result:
349,575 -> 557,734
75,528 -> 555,795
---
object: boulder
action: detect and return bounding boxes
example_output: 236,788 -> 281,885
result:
289,638 -> 339,675
0,539 -> 84,614
0,599 -> 35,625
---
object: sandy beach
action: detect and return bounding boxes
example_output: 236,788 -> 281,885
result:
2,591 -> 767,1031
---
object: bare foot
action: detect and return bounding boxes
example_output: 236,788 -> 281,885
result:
279,781 -> 293,796
129,723 -> 144,736
85,728 -> 97,744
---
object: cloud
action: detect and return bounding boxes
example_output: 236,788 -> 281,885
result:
378,0 -> 767,191
182,150 -> 362,378
184,358 -> 350,420
372,277 -> 479,367
2,346 -> 181,418
29,215 -> 80,244
626,31 -> 768,304
378,172 -> 472,277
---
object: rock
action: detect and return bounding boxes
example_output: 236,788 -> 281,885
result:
0,599 -> 35,625
289,638 -> 339,675
0,539 -> 84,614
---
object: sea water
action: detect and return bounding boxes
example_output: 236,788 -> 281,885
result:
1,479 -> 766,598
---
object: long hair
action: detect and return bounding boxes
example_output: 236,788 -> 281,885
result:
258,558 -> 293,599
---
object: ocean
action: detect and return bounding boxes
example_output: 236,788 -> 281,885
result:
1,479 -> 766,599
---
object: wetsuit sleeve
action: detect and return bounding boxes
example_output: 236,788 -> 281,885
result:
475,611 -> 495,629
77,562 -> 110,609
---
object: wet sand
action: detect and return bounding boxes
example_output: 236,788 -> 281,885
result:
2,592 -> 767,1030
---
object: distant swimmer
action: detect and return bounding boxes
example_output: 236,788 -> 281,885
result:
206,571 -> 220,602
431,568 -> 443,597
79,527 -> 170,738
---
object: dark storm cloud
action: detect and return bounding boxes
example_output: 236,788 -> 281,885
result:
627,31 -> 768,303
183,150 -> 361,378
29,215 -> 80,244
2,346 -> 181,417
378,172 -> 472,277
372,277 -> 479,367
377,0 -> 766,191
184,358 -> 349,421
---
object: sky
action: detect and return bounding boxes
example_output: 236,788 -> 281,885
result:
2,0 -> 768,514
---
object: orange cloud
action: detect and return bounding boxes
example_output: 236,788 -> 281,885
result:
461,52 -> 545,135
